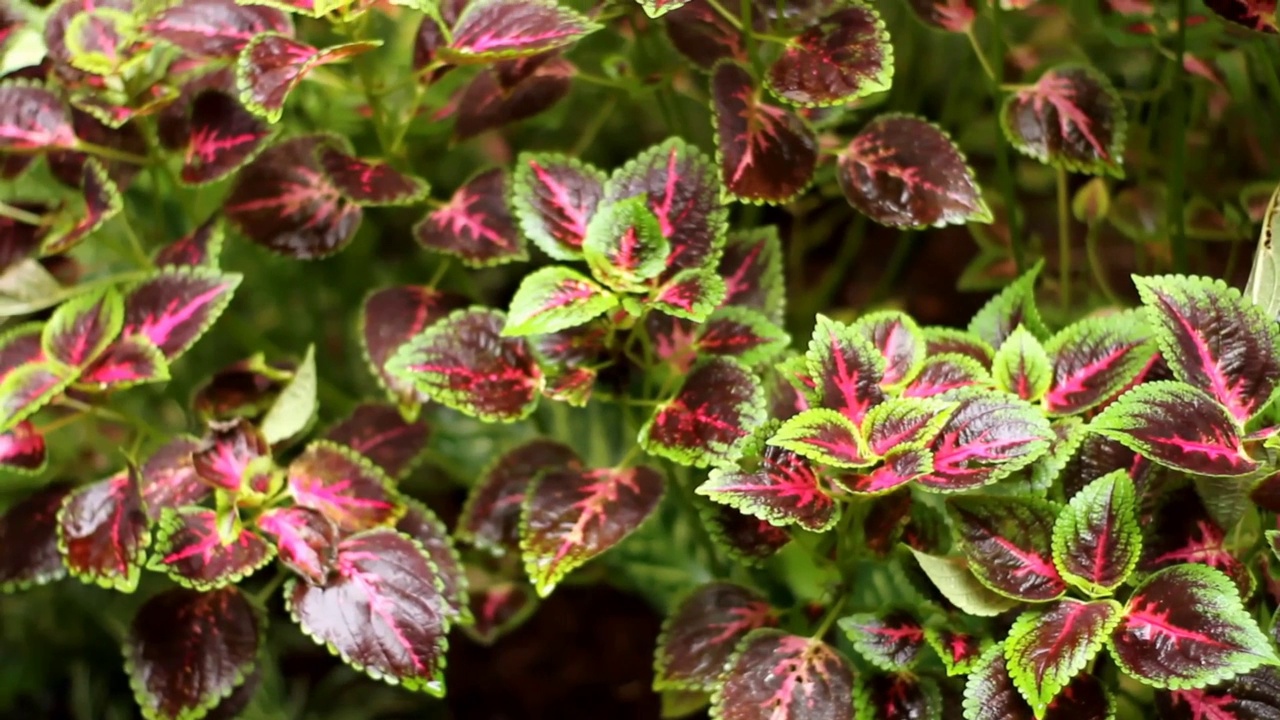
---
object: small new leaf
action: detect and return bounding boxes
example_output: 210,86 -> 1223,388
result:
503,266 -> 618,337
1051,470 -> 1141,595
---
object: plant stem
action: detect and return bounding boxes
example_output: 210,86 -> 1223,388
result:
1056,165 -> 1072,311
810,586 -> 849,640
975,11 -> 1026,273
75,141 -> 149,165
705,0 -> 744,29
1167,0 -> 1190,272
965,29 -> 998,82
1084,222 -> 1120,305
571,95 -> 618,156
0,201 -> 45,225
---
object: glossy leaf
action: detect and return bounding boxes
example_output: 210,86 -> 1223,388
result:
254,506 -> 338,586
1110,564 -> 1278,689
442,0 -> 598,63
510,152 -> 606,260
651,268 -> 727,321
0,482 -> 72,591
1042,310 -> 1155,416
236,34 -> 379,122
907,547 -> 1019,617
712,630 -> 855,720
1143,485 -> 1255,601
654,582 -> 776,692
662,0 -> 745,70
126,587 -> 260,720
287,441 -> 404,532
925,626 -> 986,676
768,407 -> 870,468
862,396 -> 956,456
181,91 -> 272,185
916,388 -> 1053,493
458,439 -> 581,553
386,308 -> 543,422
1052,470 -> 1140,595
360,285 -> 466,407
41,160 -> 124,255
964,642 -> 1116,720
851,311 -> 926,388
902,353 -> 993,398
319,146 -> 429,206
397,499 -> 471,623
224,135 -> 362,259
140,437 -> 208,520
967,260 -> 1048,349
948,494 -> 1067,601
806,314 -> 887,424
838,610 -> 925,671
414,168 -> 525,267
692,307 -> 790,366
324,403 -> 429,479
719,226 -> 785,322
924,326 -> 996,364
503,266 -> 618,336
700,423 -> 836,532
1089,381 -> 1257,477
765,5 -> 892,107
149,507 -> 275,590
57,469 -> 150,591
1001,65 -> 1127,177
839,114 -> 991,228
1134,274 -> 1280,422
287,528 -> 449,695
145,0 -> 290,58
835,446 -> 935,495
1005,599 -> 1121,716
1156,667 -> 1280,720
711,60 -> 818,204
520,464 -> 665,596
42,286 -> 122,369
191,419 -> 269,493
641,357 -> 765,467
0,83 -> 77,151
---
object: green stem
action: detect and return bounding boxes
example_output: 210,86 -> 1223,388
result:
1168,0 -> 1190,272
426,258 -> 452,288
1084,222 -> 1120,305
1056,165 -> 1072,311
0,201 -> 44,225
810,586 -> 849,640
965,28 -> 998,82
978,11 -> 1026,273
74,141 -> 149,165
571,95 -> 618,156
704,0 -> 744,29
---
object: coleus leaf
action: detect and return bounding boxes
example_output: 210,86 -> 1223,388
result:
924,327 -> 997,365
765,4 -> 892,107
699,498 -> 792,565
925,625 -> 987,676
964,642 -> 1117,720
414,168 -> 525,267
712,629 -> 855,720
317,145 -> 428,206
286,528 -> 450,695
503,266 -> 618,336
0,362 -> 76,433
255,506 -> 338,585
180,91 -> 272,185
41,159 -> 125,255
583,196 -> 670,291
510,152 -> 606,260
1109,564 -> 1278,689
387,308 -> 543,422
145,0 -> 291,58
441,0 -> 599,64
838,114 -> 991,228
1201,0 -> 1277,31
192,354 -> 294,424
1051,470 -> 1140,596
1134,274 -> 1280,422
0,82 -> 77,151
768,407 -> 870,468
140,437 -> 208,520
838,610 -> 926,671
149,507 -> 275,590
224,135 -> 362,259
1001,65 -> 1127,177
906,0 -> 977,32
651,267 -> 727,321
863,396 -> 955,456
77,335 -> 170,391
992,325 -> 1052,402
1004,599 -> 1122,716
853,673 -> 943,720
1143,485 -> 1254,600
1089,381 -> 1257,477
654,581 -> 777,692
908,547 -> 1019,617
1042,309 -> 1155,416
604,137 -> 728,278
457,438 -> 581,553
663,0 -> 746,70
454,53 -> 574,141
711,60 -> 818,205
835,446 -> 935,495
640,356 -> 765,467
126,587 -> 260,720
192,419 -> 270,491
916,388 -> 1054,493
806,313 -> 887,424
287,440 -> 404,532
691,307 -> 791,366
0,482 -> 72,591
852,310 -> 926,389
967,260 -> 1048,349
902,353 -> 993,398
947,494 -> 1067,601
154,217 -> 224,269
0,420 -> 46,473
360,285 -> 466,408
1156,667 -> 1280,720
520,463 -> 665,596
397,499 -> 471,623
463,579 -> 539,645
699,421 -> 836,532
720,226 -> 785,323
236,34 -> 380,122
42,286 -> 123,368
258,344 -> 317,445
57,468 -> 150,592
324,403 -> 429,479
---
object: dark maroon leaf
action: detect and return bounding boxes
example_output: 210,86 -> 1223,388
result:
47,108 -> 146,190
916,388 -> 1053,492
192,418 -> 269,491
906,0 -> 977,32
0,418 -> 45,473
386,308 -> 544,422
43,0 -> 129,85
455,54 -> 573,141
663,0 -> 748,69
1042,310 -> 1155,416
947,495 -> 1067,601
0,482 -> 72,590
464,580 -> 539,645
1156,667 -> 1280,719
146,0 -> 290,57
964,643 -> 1115,720
521,464 -> 665,596
838,610 -> 926,671
287,441 -> 403,533
412,15 -> 451,81
396,499 -> 471,623
855,311 -> 927,388
765,7 -> 891,107
901,353 -> 993,398
713,629 -> 855,720
711,60 -> 818,204
838,114 -> 991,228
854,673 -> 942,720
1142,485 -> 1254,598
287,528 -> 450,695
42,277 -> 122,368
0,82 -> 77,151
77,335 -> 169,391
1052,470 -> 1142,595
324,403 -> 429,479
255,506 -> 338,585
699,499 -> 791,564
237,34 -> 379,122
510,152 -> 606,260
457,438 -> 582,553
154,217 -> 223,269
719,226 -> 785,322
699,423 -> 836,532
318,146 -> 428,205
654,582 -> 777,691
360,285 -> 467,407
157,67 -> 236,150
41,159 -> 123,255
119,266 -> 239,361
442,0 -> 598,63
179,91 -> 271,185
1001,65 -> 1126,177
127,587 -> 260,720
191,355 -> 293,423
414,168 -> 525,266
57,469 -> 150,591
140,436 -> 208,520
1201,0 -> 1277,32
1004,599 -> 1121,715
924,327 -> 996,364
0,361 -> 74,432
925,626 -> 986,676
224,135 -> 363,259
0,205 -> 46,272
641,357 -> 765,467
150,507 -> 274,590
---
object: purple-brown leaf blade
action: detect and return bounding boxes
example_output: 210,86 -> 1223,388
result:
0,83 -> 77,151
700,423 -> 837,532
1001,65 -> 1127,177
712,629 -> 855,720
0,420 -> 47,474
286,441 -> 404,532
916,388 -> 1053,493
442,0 -> 599,63
654,582 -> 777,691
254,506 -> 338,585
149,507 -> 275,590
318,146 -> 429,206
0,482 -> 72,591
57,469 -> 150,592
397,499 -> 471,623
457,438 -> 582,553
181,90 -> 271,185
1004,599 -> 1121,716
323,403 -> 430,479
838,610 -> 926,672
360,285 -> 467,408
1051,470 -> 1141,595
1042,309 -> 1155,416
145,0 -> 291,58
805,314 -> 887,424
640,357 -> 765,468
510,152 -> 606,260
964,642 -> 1116,720
765,5 -> 892,107
414,168 -> 525,267
454,54 -> 573,141
947,494 -> 1067,602
119,267 -> 239,362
